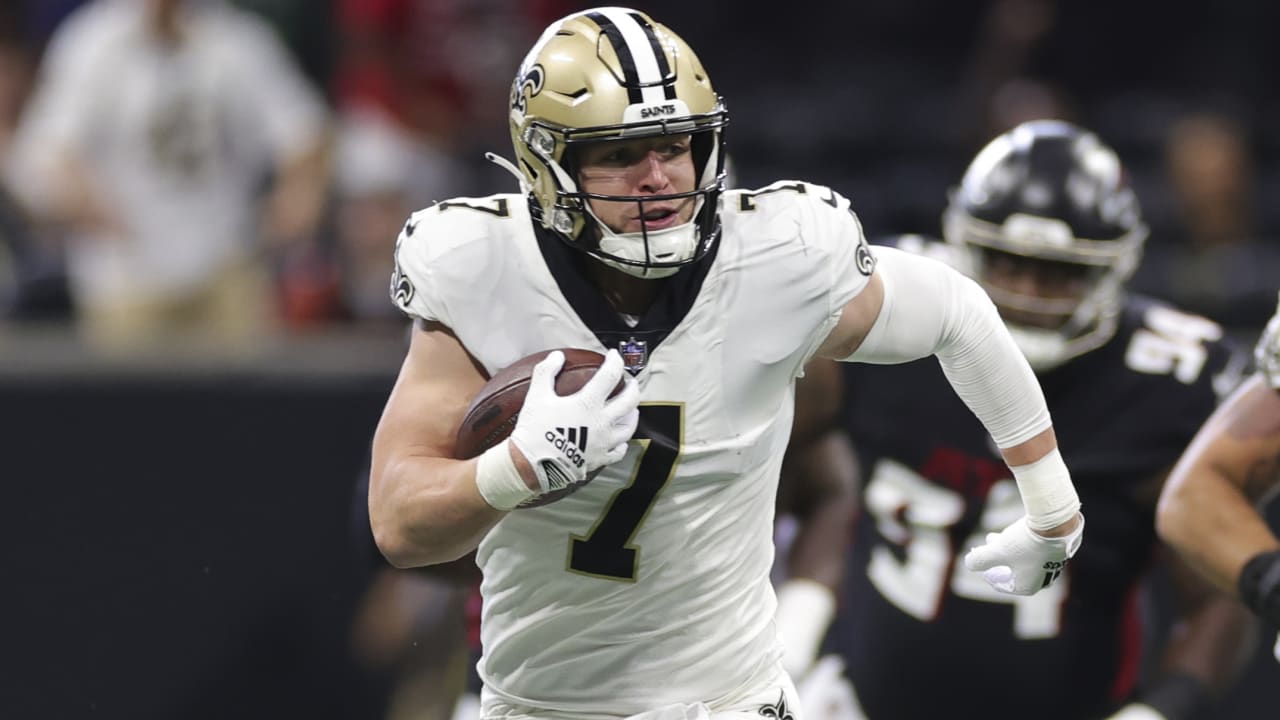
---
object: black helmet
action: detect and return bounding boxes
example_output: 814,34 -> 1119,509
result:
943,120 -> 1148,369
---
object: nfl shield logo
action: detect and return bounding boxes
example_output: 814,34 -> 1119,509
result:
619,337 -> 648,374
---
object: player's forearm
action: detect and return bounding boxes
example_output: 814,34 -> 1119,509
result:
1128,510 -> 1257,718
1158,461 -> 1279,594
265,136 -> 331,243
1117,594 -> 1257,720
369,454 -> 505,568
774,496 -> 851,677
786,501 -> 854,591
1159,376 -> 1280,594
775,429 -> 857,676
785,430 -> 858,590
40,150 -> 121,233
1159,594 -> 1256,694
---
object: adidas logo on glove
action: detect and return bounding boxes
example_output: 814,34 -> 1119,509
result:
545,426 -> 588,468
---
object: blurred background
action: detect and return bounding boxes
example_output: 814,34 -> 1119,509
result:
3,0 -> 1277,718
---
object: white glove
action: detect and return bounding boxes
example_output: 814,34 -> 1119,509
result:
1105,703 -> 1166,720
795,655 -> 866,720
963,515 -> 1083,596
510,349 -> 640,494
450,692 -> 480,720
1274,631 -> 1280,663
776,578 -> 836,679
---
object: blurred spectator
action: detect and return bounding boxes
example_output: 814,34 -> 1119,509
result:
1166,113 -> 1255,251
332,0 -> 572,198
952,0 -> 1066,146
327,0 -> 571,327
332,108 -> 465,323
228,0 -> 333,93
1132,111 -> 1280,329
5,0 -> 330,353
0,36 -> 72,320
0,41 -> 30,157
985,76 -> 1074,136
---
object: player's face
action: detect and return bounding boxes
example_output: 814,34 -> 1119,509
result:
980,248 -> 1092,329
575,135 -> 698,235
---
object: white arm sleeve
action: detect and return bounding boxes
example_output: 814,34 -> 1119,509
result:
845,245 -> 1051,449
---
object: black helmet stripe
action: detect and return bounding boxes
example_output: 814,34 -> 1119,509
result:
586,9 -> 672,105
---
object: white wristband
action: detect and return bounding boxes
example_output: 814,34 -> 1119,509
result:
1010,447 -> 1080,532
775,578 -> 836,678
475,440 -> 535,511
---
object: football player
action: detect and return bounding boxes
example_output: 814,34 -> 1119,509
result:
368,9 -> 1083,718
449,361 -> 863,720
1158,295 -> 1280,663
808,121 -> 1254,720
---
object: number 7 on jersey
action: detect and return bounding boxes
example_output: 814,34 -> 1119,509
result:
568,404 -> 683,581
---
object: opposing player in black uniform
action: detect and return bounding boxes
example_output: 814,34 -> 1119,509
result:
811,121 -> 1255,720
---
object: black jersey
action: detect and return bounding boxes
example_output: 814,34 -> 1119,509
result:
824,242 -> 1242,720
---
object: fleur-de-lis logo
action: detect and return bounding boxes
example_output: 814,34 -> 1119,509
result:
511,64 -> 545,115
390,219 -> 416,308
391,259 -> 414,308
855,237 -> 876,276
757,691 -> 794,720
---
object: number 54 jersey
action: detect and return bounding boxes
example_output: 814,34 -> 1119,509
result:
826,240 -> 1244,720
391,183 -> 872,716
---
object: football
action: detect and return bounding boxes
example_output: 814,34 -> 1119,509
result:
454,348 -> 619,507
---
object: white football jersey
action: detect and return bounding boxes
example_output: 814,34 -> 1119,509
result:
393,181 -> 873,716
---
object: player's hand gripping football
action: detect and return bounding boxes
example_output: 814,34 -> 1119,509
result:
963,515 -> 1084,596
510,349 -> 640,496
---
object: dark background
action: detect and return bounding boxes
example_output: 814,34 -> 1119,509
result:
3,338 -> 401,720
4,1 -> 1280,718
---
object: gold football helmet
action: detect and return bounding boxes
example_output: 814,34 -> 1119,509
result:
505,7 -> 728,278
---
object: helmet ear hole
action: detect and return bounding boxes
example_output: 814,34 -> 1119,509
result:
559,148 -> 581,186
691,132 -> 717,186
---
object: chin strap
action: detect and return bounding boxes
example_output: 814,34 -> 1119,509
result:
484,152 -> 531,194
584,199 -> 700,280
